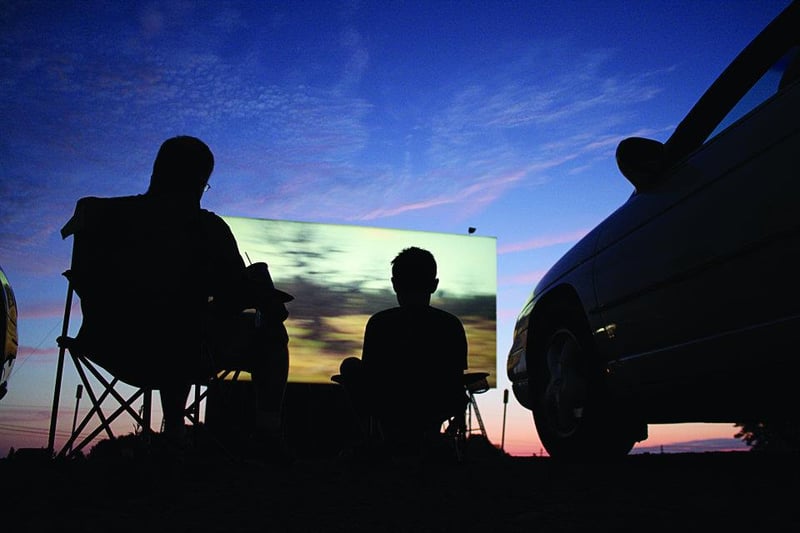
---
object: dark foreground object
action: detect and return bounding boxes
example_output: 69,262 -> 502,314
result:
3,449 -> 797,532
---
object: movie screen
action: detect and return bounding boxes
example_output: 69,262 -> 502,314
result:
223,216 -> 497,387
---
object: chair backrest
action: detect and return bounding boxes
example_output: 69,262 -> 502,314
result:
62,195 -> 211,387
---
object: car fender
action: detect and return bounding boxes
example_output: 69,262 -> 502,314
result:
1,265 -> 18,401
507,227 -> 604,409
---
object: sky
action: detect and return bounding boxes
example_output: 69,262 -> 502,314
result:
1,0 -> 791,458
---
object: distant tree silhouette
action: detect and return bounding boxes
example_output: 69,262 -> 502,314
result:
734,420 -> 800,452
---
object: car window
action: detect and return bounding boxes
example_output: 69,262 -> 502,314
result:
707,46 -> 800,142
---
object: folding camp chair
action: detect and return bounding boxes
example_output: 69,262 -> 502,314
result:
331,364 -> 491,462
48,325 -> 241,458
48,330 -> 155,457
443,372 -> 490,461
46,195 -> 250,458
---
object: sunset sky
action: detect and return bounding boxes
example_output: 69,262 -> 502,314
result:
1,1 -> 790,457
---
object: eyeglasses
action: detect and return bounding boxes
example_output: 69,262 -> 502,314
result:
204,183 -> 211,192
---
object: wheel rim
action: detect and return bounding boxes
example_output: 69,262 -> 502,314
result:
543,329 -> 588,437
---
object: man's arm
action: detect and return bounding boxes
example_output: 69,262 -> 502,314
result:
447,313 -> 469,373
361,314 -> 378,366
203,212 -> 249,314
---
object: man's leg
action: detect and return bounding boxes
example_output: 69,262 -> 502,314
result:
252,328 -> 289,435
160,384 -> 190,439
244,322 -> 291,460
338,357 -> 371,428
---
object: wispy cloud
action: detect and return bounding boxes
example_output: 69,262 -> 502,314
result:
499,269 -> 550,287
428,46 -> 663,159
498,229 -> 589,255
16,345 -> 58,358
17,299 -> 75,321
497,307 -> 524,321
357,167 -> 531,220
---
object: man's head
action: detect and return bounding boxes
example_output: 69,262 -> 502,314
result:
147,136 -> 214,200
391,247 -> 439,306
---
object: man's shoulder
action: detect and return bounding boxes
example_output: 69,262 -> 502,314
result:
427,305 -> 461,319
199,207 -> 223,219
428,306 -> 457,317
368,307 -> 402,322
369,305 -> 463,326
428,306 -> 465,329
198,208 -> 234,233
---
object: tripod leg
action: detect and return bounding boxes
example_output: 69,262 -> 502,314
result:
469,392 -> 488,439
443,412 -> 467,462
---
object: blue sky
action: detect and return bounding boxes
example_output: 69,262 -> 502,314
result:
1,0 -> 790,456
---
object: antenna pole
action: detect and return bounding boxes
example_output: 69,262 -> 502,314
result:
68,384 -> 83,454
501,388 -> 509,452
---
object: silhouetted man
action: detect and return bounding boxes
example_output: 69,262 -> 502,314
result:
71,136 -> 291,456
147,136 -> 292,452
339,246 -> 468,453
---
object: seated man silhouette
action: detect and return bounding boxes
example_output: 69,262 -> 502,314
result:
338,247 -> 468,454
68,136 -> 291,455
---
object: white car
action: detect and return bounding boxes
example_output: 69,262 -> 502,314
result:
507,2 -> 800,460
1,265 -> 18,401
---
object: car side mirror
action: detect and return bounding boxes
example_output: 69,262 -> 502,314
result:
616,137 -> 666,192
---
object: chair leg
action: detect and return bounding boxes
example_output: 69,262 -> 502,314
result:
67,388 -> 149,456
48,279 -> 75,456
444,413 -> 467,463
81,356 -> 152,431
141,389 -> 152,438
55,355 -> 154,457
468,392 -> 488,439
194,383 -> 201,425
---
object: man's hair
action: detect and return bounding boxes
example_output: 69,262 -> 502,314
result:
391,247 -> 437,289
147,136 -> 214,195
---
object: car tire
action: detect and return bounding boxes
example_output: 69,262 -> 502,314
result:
532,323 -> 637,461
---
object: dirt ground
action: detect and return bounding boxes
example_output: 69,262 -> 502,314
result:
3,441 -> 798,533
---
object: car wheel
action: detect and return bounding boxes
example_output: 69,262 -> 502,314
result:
532,325 -> 636,461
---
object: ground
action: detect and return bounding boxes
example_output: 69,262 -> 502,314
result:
3,437 -> 798,532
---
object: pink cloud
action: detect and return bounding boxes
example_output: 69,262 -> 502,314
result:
360,168 -> 528,221
499,270 -> 549,287
497,308 -> 523,321
498,229 -> 588,255
17,345 -> 59,357
18,300 -> 76,320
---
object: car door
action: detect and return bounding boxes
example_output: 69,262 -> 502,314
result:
592,39 -> 800,388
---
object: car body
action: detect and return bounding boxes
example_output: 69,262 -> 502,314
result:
1,264 -> 18,401
507,2 -> 800,460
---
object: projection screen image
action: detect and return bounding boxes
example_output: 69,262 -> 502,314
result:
223,216 -> 498,387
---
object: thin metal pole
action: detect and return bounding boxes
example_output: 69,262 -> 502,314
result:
501,389 -> 509,452
467,398 -> 473,434
48,275 -> 74,455
68,384 -> 83,454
